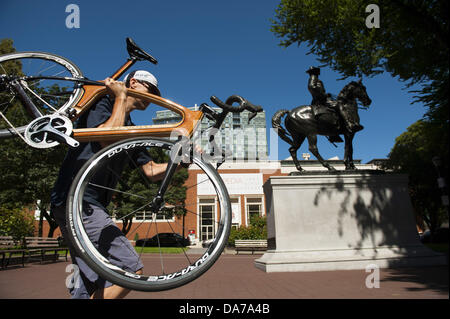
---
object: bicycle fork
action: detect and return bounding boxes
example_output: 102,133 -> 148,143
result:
149,138 -> 189,212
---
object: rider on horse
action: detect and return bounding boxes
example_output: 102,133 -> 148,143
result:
306,67 -> 363,142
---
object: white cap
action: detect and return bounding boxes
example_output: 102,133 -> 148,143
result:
123,70 -> 160,96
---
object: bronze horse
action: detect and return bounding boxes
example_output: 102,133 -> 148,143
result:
272,80 -> 372,171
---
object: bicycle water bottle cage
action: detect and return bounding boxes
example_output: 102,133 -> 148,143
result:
126,37 -> 158,64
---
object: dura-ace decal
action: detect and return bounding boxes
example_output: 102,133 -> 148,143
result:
122,252 -> 210,281
107,141 -> 170,158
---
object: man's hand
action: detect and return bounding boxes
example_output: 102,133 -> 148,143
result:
105,78 -> 127,101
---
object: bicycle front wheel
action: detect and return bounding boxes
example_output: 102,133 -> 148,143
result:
66,137 -> 231,292
0,51 -> 83,138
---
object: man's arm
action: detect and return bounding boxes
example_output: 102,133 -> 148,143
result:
141,160 -> 190,182
99,78 -> 131,128
97,78 -> 131,147
141,161 -> 168,182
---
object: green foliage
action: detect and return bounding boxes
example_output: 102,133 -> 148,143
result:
0,207 -> 34,242
271,1 -> 449,232
228,215 -> 267,246
271,0 -> 449,124
0,38 -> 66,236
385,120 -> 449,231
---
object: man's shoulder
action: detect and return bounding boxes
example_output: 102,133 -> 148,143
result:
94,96 -> 114,109
76,96 -> 114,129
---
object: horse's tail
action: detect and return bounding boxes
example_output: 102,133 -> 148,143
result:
271,109 -> 294,145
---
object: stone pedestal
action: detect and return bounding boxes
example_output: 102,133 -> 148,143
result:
255,171 -> 447,272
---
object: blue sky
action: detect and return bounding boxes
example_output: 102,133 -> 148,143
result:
0,0 -> 426,163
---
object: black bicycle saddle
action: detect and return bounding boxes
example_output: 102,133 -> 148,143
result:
126,37 -> 158,65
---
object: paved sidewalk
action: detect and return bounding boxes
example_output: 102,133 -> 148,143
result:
0,254 -> 447,299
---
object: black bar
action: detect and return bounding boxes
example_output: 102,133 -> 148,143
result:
9,80 -> 42,119
24,76 -> 104,86
151,142 -> 183,211
110,57 -> 137,79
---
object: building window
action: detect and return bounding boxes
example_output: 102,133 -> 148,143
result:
246,197 -> 263,225
113,211 -> 175,222
199,198 -> 216,241
230,197 -> 241,229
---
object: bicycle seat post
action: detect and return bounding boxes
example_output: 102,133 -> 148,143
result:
109,58 -> 137,80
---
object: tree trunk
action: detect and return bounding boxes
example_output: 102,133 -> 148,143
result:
38,209 -> 43,237
182,213 -> 185,238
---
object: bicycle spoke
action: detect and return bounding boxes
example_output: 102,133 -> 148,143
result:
88,182 -> 146,200
165,219 -> 192,264
0,53 -> 83,134
183,172 -> 212,192
124,149 -> 154,190
0,63 -> 7,74
154,218 -> 165,274
136,216 -> 155,258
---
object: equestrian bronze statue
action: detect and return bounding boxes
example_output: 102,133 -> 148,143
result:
272,67 -> 372,172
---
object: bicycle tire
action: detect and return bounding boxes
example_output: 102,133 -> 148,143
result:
66,137 -> 231,292
0,51 -> 83,138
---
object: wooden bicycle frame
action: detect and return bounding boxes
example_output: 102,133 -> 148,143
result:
69,59 -> 204,143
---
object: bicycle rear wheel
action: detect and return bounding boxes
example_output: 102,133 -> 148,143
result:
66,137 -> 231,291
0,51 -> 83,138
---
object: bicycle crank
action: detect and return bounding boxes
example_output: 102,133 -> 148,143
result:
24,114 -> 79,149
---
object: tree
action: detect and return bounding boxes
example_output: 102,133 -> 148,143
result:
384,120 -> 448,233
0,207 -> 34,243
271,0 -> 449,124
271,0 -> 449,236
228,215 -> 267,246
0,38 -> 67,237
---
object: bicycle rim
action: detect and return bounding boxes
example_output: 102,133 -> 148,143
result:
66,137 -> 231,291
0,52 -> 83,138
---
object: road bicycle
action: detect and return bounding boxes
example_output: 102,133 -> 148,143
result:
0,38 -> 262,291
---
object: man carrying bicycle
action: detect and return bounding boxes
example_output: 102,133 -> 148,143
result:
51,70 -> 168,299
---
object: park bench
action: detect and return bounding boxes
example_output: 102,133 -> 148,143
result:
25,237 -> 69,264
234,239 -> 267,255
0,236 -> 27,269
